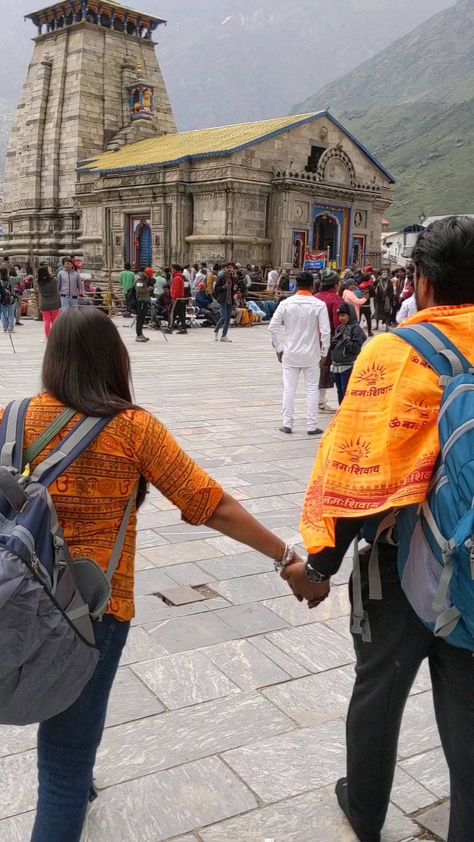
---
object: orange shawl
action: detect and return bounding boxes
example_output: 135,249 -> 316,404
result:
301,305 -> 474,554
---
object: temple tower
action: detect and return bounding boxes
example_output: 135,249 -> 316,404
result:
1,0 -> 176,263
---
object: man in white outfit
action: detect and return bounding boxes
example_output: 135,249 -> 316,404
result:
269,271 -> 331,435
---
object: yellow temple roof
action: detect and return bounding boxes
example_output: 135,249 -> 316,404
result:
80,113 -> 324,173
80,110 -> 395,182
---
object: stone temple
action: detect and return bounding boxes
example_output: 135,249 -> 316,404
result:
1,0 -> 394,276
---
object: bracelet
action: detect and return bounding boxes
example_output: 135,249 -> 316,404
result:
274,543 -> 296,573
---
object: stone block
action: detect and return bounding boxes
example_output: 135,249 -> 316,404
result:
200,785 -> 419,842
0,723 -> 37,759
397,691 -> 441,759
119,626 -> 168,666
0,750 -> 37,819
105,666 -> 165,727
134,567 -> 177,596
213,572 -> 289,604
96,694 -> 293,787
197,552 -> 274,580
414,800 -> 450,841
216,603 -> 289,636
200,639 -> 291,691
0,812 -> 35,842
132,595 -> 210,626
262,584 -> 350,626
145,611 -> 238,653
223,720 -> 346,802
399,747 -> 449,799
266,623 -> 355,673
262,664 -> 354,726
140,540 -> 223,567
83,757 -> 256,842
159,585 -> 207,606
131,651 -> 239,709
391,766 -> 437,814
251,636 -> 309,679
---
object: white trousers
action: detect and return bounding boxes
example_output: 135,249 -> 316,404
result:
282,364 -> 319,431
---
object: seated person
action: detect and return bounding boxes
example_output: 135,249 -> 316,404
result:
195,282 -> 219,324
154,283 -> 172,323
247,298 -> 266,321
153,270 -> 167,296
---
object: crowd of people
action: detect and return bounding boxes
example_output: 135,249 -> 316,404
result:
119,261 -> 284,342
0,255 -> 113,339
119,258 -> 418,347
268,261 -> 418,435
0,217 -> 473,842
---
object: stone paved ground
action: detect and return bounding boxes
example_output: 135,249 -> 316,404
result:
0,319 -> 449,842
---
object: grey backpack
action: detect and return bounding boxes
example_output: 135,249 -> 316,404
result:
0,399 -> 135,725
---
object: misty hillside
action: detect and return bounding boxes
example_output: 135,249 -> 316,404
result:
294,0 -> 474,228
0,0 -> 452,187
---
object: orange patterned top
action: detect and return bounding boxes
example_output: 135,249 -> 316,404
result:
0,394 -> 224,621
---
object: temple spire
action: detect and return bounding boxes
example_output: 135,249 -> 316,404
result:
25,1 -> 166,39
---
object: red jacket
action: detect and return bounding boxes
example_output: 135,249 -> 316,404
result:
315,290 -> 343,334
171,271 -> 185,300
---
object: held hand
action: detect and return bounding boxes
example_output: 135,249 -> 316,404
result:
281,561 -> 330,608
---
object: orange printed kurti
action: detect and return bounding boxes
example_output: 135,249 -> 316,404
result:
301,305 -> 474,554
0,395 -> 224,621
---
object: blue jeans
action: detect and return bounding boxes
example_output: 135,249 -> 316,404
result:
335,367 -> 353,404
60,296 -> 78,310
1,302 -> 15,331
215,302 -> 232,337
31,615 -> 130,842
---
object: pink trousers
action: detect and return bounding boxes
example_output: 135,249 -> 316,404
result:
43,309 -> 61,337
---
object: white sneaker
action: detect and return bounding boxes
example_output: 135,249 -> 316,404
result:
319,402 -> 337,414
220,336 -> 232,342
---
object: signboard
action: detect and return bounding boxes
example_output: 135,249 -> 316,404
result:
304,249 -> 327,272
304,259 -> 325,271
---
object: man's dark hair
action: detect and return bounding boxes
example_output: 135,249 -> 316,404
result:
171,263 -> 182,272
124,262 -> 131,271
411,216 -> 474,305
296,271 -> 314,290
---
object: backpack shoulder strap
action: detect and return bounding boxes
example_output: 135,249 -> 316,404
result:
23,407 -> 78,468
396,324 -> 472,379
0,399 -> 31,470
32,412 -> 137,582
31,415 -> 112,486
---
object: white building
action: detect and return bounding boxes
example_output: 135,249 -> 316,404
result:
381,224 -> 423,266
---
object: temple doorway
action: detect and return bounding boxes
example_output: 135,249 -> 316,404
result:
128,216 -> 152,270
313,213 -> 339,263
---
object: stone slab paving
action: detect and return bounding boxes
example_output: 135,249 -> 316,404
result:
0,321 -> 446,840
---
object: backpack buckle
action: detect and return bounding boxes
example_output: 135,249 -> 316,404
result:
351,611 -> 372,643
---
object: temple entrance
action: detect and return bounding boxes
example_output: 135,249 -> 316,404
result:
313,213 -> 339,263
352,235 -> 366,267
128,216 -> 152,270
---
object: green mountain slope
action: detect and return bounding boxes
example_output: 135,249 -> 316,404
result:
293,0 -> 474,228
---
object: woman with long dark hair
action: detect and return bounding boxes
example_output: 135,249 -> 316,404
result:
2,307 -> 303,841
37,262 -> 61,337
